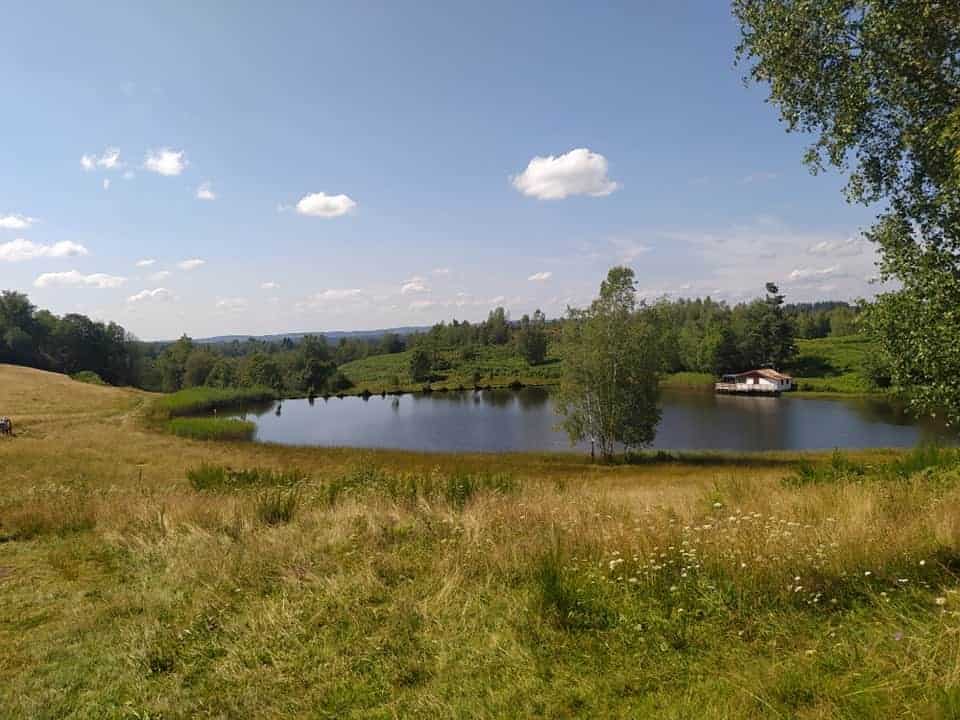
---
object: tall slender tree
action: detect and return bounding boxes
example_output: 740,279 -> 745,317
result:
556,267 -> 663,460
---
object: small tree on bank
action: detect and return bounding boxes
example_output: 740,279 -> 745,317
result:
556,267 -> 663,461
516,309 -> 548,365
409,348 -> 432,382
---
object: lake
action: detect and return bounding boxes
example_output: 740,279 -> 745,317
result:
229,387 -> 956,453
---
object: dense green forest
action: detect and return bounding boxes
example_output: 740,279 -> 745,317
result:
0,285 -> 878,397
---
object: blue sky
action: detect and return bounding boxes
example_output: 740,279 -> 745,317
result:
1,1 -> 880,340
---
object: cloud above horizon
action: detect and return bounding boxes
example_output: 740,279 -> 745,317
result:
196,181 -> 216,200
0,239 -> 88,262
807,237 -> 867,257
527,271 -> 552,282
34,270 -> 126,289
512,148 -> 619,200
313,288 -> 363,301
178,258 -> 205,270
401,277 -> 429,294
215,297 -> 248,312
0,214 -> 36,230
788,265 -> 845,282
81,147 -> 122,171
144,148 -> 187,176
128,287 -> 172,303
295,192 -> 357,218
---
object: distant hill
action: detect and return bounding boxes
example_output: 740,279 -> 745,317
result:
191,326 -> 430,346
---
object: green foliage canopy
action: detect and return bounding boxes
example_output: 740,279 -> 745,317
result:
733,0 -> 960,423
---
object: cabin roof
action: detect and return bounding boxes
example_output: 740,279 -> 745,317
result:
726,368 -> 793,381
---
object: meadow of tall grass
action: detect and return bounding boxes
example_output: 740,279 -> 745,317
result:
4,451 -> 960,717
1,364 -> 958,718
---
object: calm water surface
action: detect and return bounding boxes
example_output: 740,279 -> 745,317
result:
231,388 -> 956,453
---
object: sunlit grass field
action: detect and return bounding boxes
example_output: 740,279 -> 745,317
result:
340,337 -> 878,397
788,335 -> 876,394
339,344 -> 564,393
1,363 -> 958,718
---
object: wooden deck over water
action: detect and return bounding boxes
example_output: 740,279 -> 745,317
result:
714,383 -> 782,396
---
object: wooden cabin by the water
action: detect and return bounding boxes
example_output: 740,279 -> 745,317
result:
715,369 -> 793,395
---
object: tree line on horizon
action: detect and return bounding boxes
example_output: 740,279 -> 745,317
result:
1,284 -> 866,397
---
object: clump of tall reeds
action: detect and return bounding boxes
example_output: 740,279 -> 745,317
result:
167,418 -> 255,441
150,386 -> 276,419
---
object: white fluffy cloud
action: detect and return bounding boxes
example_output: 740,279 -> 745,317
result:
149,270 -> 171,282
432,267 -> 451,276
128,288 -> 172,303
401,277 -> 429,294
135,258 -> 156,267
34,270 -> 126,289
260,281 -> 279,290
178,258 -> 205,270
144,148 -> 187,176
196,181 -> 216,200
0,214 -> 36,230
98,147 -> 121,169
295,192 -> 357,218
81,147 -> 123,171
527,271 -> 553,282
788,265 -> 845,282
512,148 -> 619,200
103,178 -> 111,190
0,239 -> 88,262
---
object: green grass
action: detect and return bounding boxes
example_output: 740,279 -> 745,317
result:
167,417 -> 256,441
340,337 -> 879,398
255,488 -> 300,525
150,385 -> 276,419
661,371 -> 714,389
339,344 -> 563,393
186,463 -> 308,491
787,335 -> 877,394
70,370 -> 107,386
322,458 -> 518,508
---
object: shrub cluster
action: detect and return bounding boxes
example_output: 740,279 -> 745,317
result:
187,463 -> 308,491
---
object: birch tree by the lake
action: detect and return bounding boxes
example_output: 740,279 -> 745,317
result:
556,267 -> 663,460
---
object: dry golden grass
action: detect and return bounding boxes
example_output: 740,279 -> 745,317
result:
2,363 -> 959,718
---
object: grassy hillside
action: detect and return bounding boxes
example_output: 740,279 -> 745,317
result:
787,335 -> 877,394
339,344 -> 563,393
340,335 -> 879,396
3,364 -> 958,718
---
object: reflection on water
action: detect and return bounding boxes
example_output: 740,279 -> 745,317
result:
229,387 -> 956,453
